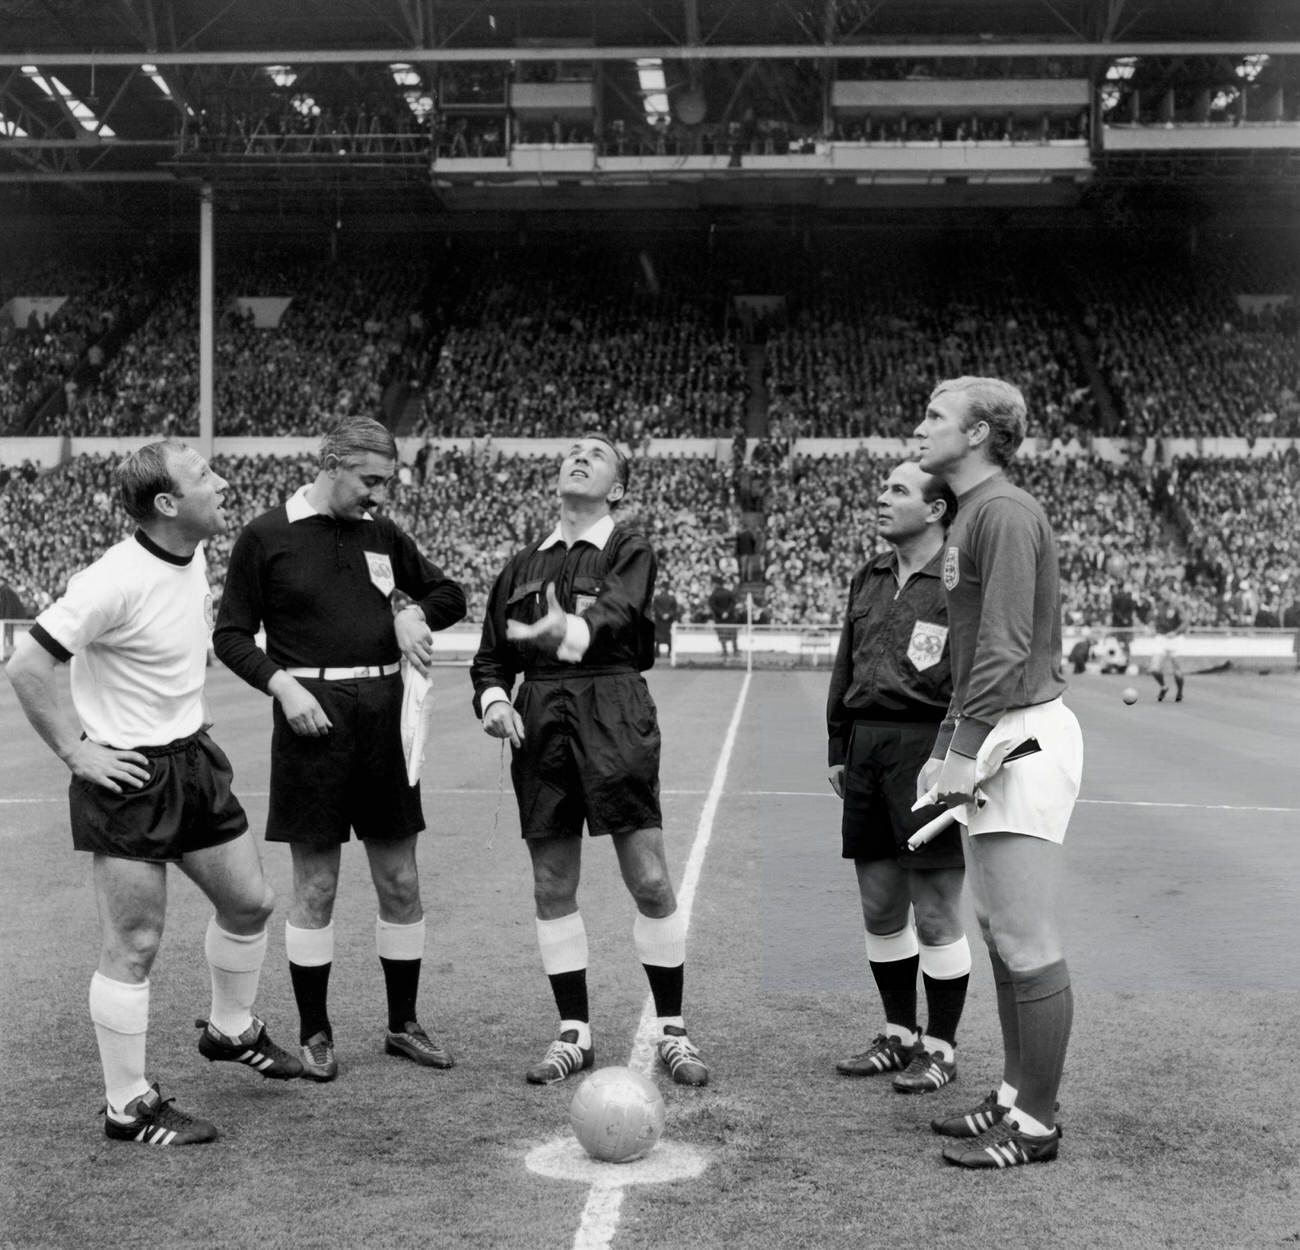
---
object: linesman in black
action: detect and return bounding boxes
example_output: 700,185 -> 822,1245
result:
215,416 -> 466,1082
471,433 -> 709,1088
827,460 -> 971,1094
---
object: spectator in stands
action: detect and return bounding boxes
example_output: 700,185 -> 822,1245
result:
708,576 -> 740,660
652,577 -> 682,658
0,576 -> 30,619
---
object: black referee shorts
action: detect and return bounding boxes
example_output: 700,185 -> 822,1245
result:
840,720 -> 963,871
70,730 -> 248,863
267,672 -> 424,847
510,671 -> 662,840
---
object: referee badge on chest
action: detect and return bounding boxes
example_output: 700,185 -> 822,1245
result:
908,620 -> 948,671
365,552 -> 396,599
942,546 -> 960,591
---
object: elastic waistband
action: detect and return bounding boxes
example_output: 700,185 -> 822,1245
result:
524,665 -> 638,681
284,662 -> 400,681
138,730 -> 208,757
850,708 -> 945,726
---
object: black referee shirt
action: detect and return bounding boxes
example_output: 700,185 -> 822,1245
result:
826,548 -> 951,767
215,503 -> 466,693
471,522 -> 655,715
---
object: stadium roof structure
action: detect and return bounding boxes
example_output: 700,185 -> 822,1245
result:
2,0 -> 1298,229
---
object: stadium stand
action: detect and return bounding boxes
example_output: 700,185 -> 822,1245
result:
41,249 -> 435,438
3,442 -> 1297,642
413,242 -> 747,440
1,236 -> 1297,639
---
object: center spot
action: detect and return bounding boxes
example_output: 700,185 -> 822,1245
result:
525,1136 -> 709,1187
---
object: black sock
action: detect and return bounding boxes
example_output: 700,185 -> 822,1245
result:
289,962 -> 332,1045
922,971 -> 970,1047
379,957 -> 421,1034
548,969 -> 590,1024
642,963 -> 684,1020
869,954 -> 919,1034
1011,960 -> 1073,1130
988,949 -> 1022,1092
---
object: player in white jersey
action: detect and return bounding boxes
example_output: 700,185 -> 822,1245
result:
5,441 -> 301,1146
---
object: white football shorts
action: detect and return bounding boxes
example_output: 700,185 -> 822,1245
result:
957,697 -> 1083,844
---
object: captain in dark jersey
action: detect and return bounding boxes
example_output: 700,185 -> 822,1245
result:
913,376 -> 1084,1171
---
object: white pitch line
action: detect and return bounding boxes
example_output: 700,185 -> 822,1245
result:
569,671 -> 752,1250
739,790 -> 1300,814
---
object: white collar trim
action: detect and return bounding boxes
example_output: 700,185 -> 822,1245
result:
286,485 -> 372,522
538,513 -> 615,551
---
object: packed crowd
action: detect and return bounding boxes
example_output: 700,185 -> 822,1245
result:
0,448 -> 740,628
4,445 -> 1296,637
0,253 -> 155,435
6,236 -> 1297,442
1168,452 -> 1300,625
46,250 -> 434,438
415,246 -> 747,441
762,240 -> 1095,442
830,113 -> 1086,143
1071,241 -> 1300,439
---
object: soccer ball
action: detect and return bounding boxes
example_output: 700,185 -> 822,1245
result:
1122,686 -> 1139,705
568,1066 -> 666,1163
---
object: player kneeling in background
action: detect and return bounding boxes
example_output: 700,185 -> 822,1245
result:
827,461 -> 970,1095
6,442 -> 301,1145
471,433 -> 709,1088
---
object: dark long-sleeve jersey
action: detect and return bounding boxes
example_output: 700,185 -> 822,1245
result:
214,502 -> 466,694
470,521 -> 655,716
826,548 -> 951,767
936,472 -> 1067,760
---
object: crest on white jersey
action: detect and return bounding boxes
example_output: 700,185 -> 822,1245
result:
943,546 -> 960,591
366,552 -> 396,599
908,620 -> 948,672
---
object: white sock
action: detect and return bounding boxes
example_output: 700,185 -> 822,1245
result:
864,923 -> 920,964
657,1015 -> 685,1033
919,935 -> 972,980
632,910 -> 686,968
205,919 -> 267,1038
559,1019 -> 592,1049
884,1023 -> 919,1046
285,920 -> 335,967
89,972 -> 151,1117
998,1081 -> 1019,1108
376,916 -> 426,962
535,912 -> 588,975
921,1033 -> 955,1063
1008,1106 -> 1053,1137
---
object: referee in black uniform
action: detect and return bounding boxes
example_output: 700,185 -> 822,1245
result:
828,460 -> 970,1095
471,432 -> 709,1088
215,416 -> 466,1082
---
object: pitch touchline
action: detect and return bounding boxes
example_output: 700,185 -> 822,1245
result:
738,791 -> 1300,814
569,671 -> 752,1250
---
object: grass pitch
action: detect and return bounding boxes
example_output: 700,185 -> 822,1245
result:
1,665 -> 1297,1249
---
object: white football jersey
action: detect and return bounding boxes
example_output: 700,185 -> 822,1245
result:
36,535 -> 213,748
